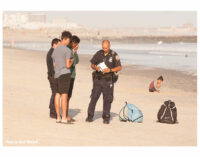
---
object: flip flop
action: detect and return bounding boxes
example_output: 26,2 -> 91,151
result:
70,118 -> 76,122
61,120 -> 74,124
56,119 -> 61,123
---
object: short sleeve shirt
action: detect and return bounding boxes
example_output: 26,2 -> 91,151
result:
52,45 -> 71,78
90,49 -> 121,69
149,80 -> 159,91
69,48 -> 79,78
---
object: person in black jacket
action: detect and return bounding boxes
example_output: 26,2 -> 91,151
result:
46,38 -> 61,118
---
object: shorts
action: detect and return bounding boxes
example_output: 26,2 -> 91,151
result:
54,73 -> 71,94
149,87 -> 156,92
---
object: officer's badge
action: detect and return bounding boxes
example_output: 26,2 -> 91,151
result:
109,57 -> 112,62
115,55 -> 120,61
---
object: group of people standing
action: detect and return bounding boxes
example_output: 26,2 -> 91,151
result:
46,30 -> 122,124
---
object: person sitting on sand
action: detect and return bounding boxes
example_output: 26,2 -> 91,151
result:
149,76 -> 164,93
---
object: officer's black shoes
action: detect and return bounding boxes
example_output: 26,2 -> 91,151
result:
86,115 -> 93,122
103,114 -> 110,124
103,119 -> 110,124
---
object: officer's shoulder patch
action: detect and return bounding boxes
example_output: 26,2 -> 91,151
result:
115,55 -> 120,61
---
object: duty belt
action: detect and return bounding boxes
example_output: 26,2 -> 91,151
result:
92,71 -> 113,81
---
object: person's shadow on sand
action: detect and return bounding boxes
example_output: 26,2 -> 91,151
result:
93,111 -> 118,121
69,109 -> 81,118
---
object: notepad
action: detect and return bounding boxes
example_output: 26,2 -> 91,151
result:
98,62 -> 108,71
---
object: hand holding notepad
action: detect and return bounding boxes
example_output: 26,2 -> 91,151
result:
98,62 -> 108,72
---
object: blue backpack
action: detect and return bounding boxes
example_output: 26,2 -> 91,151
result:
119,102 -> 143,122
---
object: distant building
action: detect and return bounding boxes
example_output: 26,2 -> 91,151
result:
52,18 -> 68,25
3,12 -> 46,29
27,14 -> 46,23
52,18 -> 81,29
3,12 -> 29,29
182,23 -> 194,28
3,12 -> 82,30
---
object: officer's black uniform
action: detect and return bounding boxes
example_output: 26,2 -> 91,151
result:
87,49 -> 121,122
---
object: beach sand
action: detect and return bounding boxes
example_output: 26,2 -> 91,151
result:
3,47 -> 197,146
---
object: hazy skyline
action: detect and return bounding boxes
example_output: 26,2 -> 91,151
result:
6,11 -> 197,29
43,11 -> 196,28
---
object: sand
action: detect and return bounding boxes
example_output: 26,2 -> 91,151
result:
3,47 -> 197,146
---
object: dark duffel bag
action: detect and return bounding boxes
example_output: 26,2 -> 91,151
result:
157,100 -> 177,124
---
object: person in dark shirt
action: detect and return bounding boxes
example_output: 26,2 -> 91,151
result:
67,35 -> 80,114
86,40 -> 122,124
46,38 -> 61,118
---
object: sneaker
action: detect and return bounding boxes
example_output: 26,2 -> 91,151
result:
86,115 -> 93,122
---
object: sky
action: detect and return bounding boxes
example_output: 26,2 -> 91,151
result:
43,11 -> 197,29
14,11 -> 197,29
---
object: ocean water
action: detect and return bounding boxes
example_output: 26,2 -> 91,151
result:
3,41 -> 197,75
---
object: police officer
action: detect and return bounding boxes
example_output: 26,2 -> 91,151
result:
86,40 -> 122,124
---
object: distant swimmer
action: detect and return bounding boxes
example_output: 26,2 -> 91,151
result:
149,76 -> 164,93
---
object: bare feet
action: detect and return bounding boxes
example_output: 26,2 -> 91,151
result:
60,116 -> 75,124
61,118 -> 68,123
67,116 -> 71,121
56,116 -> 61,123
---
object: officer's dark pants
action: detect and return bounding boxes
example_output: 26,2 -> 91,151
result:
48,75 -> 56,116
88,78 -> 114,119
